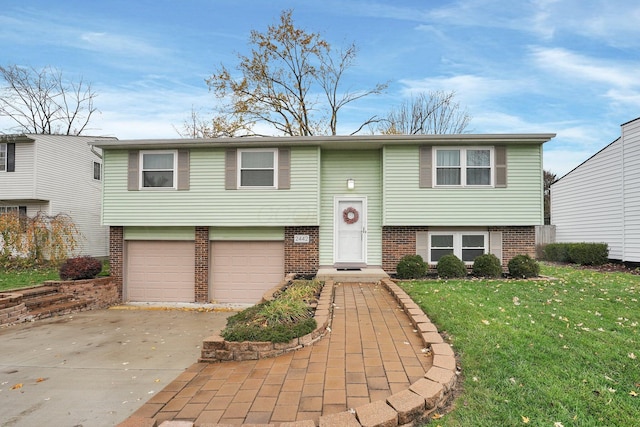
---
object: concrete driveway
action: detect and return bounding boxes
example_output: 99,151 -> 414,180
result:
0,307 -> 231,427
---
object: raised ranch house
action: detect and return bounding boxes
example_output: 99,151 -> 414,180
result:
93,133 -> 555,304
0,134 -> 113,258
551,117 -> 640,263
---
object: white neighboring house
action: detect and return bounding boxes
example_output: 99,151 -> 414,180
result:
0,134 -> 116,258
551,117 -> 640,263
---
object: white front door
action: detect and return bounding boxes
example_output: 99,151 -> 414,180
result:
334,197 -> 367,265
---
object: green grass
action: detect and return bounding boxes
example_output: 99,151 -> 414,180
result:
0,267 -> 60,292
400,263 -> 640,427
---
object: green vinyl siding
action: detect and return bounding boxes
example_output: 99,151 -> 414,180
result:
103,146 -> 320,226
319,149 -> 382,266
383,145 -> 543,225
210,227 -> 284,240
124,226 -> 195,240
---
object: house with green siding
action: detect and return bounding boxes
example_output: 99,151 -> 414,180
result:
93,134 -> 554,304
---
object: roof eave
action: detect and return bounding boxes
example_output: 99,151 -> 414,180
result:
90,133 -> 556,150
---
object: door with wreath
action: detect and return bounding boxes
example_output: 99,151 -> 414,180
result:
334,197 -> 367,266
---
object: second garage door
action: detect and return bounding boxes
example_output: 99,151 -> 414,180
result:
211,241 -> 284,304
126,241 -> 195,302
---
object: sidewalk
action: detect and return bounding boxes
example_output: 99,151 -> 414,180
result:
123,281 -> 455,426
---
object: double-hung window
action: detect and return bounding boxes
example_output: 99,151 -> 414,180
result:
429,231 -> 488,264
0,143 -> 6,172
435,147 -> 492,187
140,150 -> 176,189
238,149 -> 277,188
0,206 -> 18,214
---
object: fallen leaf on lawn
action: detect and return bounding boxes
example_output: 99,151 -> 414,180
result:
10,383 -> 23,390
554,422 -> 564,427
628,352 -> 636,359
521,415 -> 530,423
630,390 -> 638,397
36,378 -> 47,383
432,413 -> 443,419
481,319 -> 490,325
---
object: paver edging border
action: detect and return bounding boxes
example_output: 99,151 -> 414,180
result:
199,277 -> 335,363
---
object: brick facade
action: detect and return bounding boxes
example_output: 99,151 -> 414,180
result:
382,225 -> 536,272
194,226 -> 210,302
490,226 -> 536,266
382,226 -> 429,272
109,226 -> 124,299
284,226 -> 319,275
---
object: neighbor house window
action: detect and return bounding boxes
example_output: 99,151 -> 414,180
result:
435,147 -> 492,186
93,161 -> 102,181
429,231 -> 488,264
238,149 -> 277,188
0,143 -> 6,172
140,150 -> 176,189
0,206 -> 18,214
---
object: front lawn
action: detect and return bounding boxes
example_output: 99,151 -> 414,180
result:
401,263 -> 639,426
0,267 -> 60,292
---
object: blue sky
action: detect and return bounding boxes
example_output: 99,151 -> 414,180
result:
2,0 -> 639,176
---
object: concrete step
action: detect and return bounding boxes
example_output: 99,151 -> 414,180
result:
316,267 -> 389,283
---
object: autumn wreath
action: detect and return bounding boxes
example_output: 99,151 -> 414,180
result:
342,207 -> 359,224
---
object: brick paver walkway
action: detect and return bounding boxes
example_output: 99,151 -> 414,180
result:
129,282 -> 433,425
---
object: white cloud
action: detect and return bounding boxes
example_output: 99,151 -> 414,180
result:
530,47 -> 640,89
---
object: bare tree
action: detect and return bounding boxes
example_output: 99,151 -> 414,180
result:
378,91 -> 471,135
202,10 -> 387,137
0,65 -> 98,135
544,169 -> 557,225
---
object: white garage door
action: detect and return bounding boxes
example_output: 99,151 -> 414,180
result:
126,241 -> 195,302
211,241 -> 284,304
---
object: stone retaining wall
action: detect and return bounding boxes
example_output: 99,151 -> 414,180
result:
44,276 -> 120,310
0,293 -> 28,326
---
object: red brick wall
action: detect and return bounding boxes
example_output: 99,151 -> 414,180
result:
109,226 -> 124,299
195,226 -> 209,302
382,226 -> 429,271
284,226 -> 319,275
490,226 -> 536,267
382,225 -> 536,272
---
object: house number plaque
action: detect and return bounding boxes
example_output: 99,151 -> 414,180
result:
294,235 -> 310,244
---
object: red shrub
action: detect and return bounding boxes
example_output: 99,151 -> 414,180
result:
59,256 -> 103,280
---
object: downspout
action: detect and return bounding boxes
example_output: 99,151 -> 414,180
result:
90,144 -> 103,159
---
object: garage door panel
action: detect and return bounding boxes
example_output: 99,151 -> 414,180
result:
126,241 -> 195,302
211,241 -> 284,304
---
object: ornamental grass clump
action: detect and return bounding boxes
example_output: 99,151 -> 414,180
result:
221,280 -> 320,343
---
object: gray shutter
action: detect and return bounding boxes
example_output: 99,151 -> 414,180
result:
416,231 -> 428,260
127,151 -> 139,191
419,146 -> 432,188
18,206 -> 27,216
225,149 -> 237,190
177,149 -> 190,190
278,148 -> 290,190
495,146 -> 507,188
489,231 -> 503,264
7,143 -> 15,172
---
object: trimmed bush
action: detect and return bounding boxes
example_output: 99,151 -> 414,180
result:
508,254 -> 540,278
567,243 -> 609,266
543,243 -> 571,262
396,254 -> 427,279
59,256 -> 102,280
472,253 -> 502,278
437,254 -> 467,278
543,242 -> 609,266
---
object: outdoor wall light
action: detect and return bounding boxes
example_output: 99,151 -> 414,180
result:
347,178 -> 355,190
